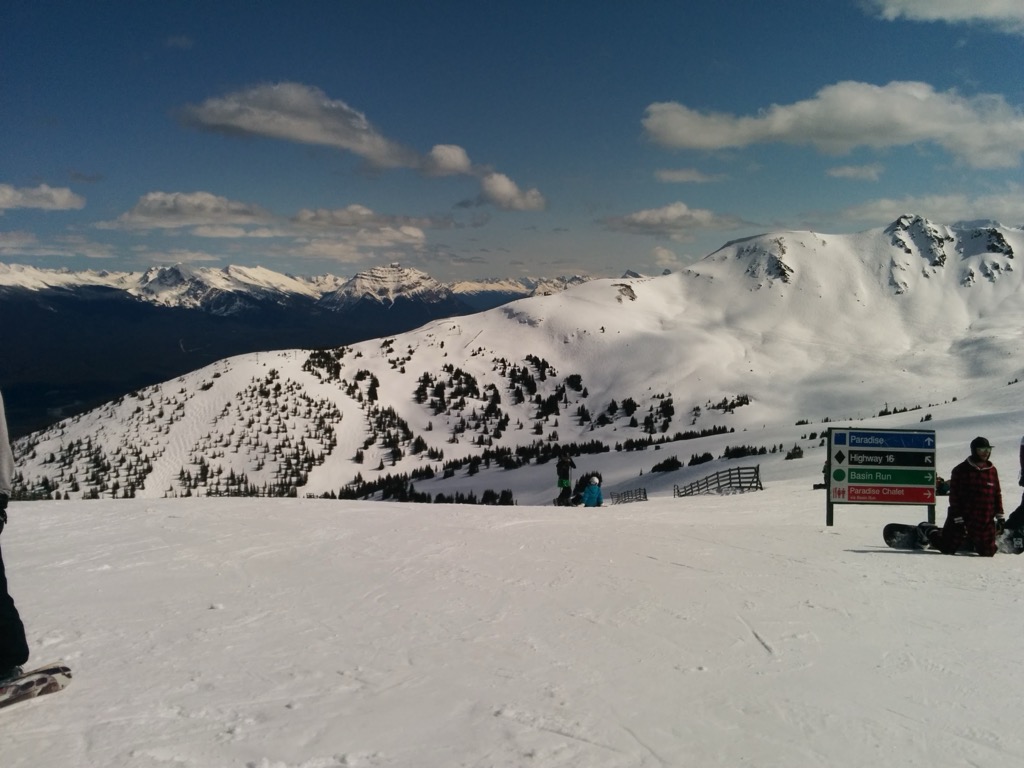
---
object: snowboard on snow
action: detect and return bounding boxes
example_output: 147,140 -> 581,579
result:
883,522 -> 938,550
882,522 -> 1024,554
0,661 -> 72,711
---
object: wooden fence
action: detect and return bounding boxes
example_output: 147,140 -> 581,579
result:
609,487 -> 648,505
673,465 -> 763,497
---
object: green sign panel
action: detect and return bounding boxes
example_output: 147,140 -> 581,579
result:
837,468 -> 936,486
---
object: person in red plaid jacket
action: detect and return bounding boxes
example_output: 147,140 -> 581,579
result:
929,437 -> 1004,556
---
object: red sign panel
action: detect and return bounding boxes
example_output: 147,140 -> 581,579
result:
845,485 -> 935,504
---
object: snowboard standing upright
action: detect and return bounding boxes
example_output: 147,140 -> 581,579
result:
0,661 -> 72,711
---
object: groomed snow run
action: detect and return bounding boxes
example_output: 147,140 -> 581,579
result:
4,477 -> 1024,767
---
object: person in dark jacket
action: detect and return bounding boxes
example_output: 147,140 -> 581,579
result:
1002,434 -> 1024,531
555,451 -> 576,506
929,436 -> 1003,556
0,390 -> 29,682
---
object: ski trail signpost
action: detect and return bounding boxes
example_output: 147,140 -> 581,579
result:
826,428 -> 937,526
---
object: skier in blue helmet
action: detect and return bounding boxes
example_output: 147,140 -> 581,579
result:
581,475 -> 604,507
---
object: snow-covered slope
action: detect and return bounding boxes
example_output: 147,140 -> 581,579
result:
0,261 -> 590,437
681,215 -> 1024,415
6,386 -> 1024,767
6,217 -> 1024,767
10,216 -> 1024,504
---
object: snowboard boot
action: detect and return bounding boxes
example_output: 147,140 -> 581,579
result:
0,666 -> 23,684
999,527 -> 1024,555
917,522 -> 941,549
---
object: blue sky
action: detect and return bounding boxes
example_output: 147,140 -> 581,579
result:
3,1 -> 1024,281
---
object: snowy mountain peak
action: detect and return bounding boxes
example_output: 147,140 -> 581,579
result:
0,259 -> 588,312
132,263 -> 327,312
702,233 -> 796,287
320,263 -> 452,308
138,263 -> 195,291
0,262 -> 130,291
695,216 -> 1020,298
883,214 -> 954,267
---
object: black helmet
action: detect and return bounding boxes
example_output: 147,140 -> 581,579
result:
970,436 -> 992,454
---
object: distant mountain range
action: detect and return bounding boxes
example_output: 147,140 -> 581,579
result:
9,215 -> 1024,504
0,262 -> 589,437
0,261 -> 590,315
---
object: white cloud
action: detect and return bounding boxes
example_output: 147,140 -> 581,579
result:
191,225 -> 286,239
293,205 -> 450,232
99,193 -> 449,269
0,230 -> 38,248
655,168 -> 725,183
180,82 -> 418,169
353,226 -> 427,248
53,235 -> 117,259
423,145 -> 473,176
182,83 -> 545,213
652,246 -> 683,271
479,173 -> 546,211
866,0 -> 1024,34
135,247 -> 222,265
292,239 -> 365,263
827,163 -> 885,181
98,191 -> 272,231
294,225 -> 426,263
0,231 -> 114,260
839,187 -> 1024,224
286,209 -> 428,264
643,80 -> 1024,169
0,183 -> 85,211
294,205 -> 379,228
603,202 -> 748,240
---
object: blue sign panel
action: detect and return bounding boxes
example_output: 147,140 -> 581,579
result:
844,430 -> 936,450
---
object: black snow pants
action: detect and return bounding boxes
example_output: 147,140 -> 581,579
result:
0,542 -> 29,669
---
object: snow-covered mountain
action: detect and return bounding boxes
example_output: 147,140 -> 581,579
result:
14,441 -> 1024,767
316,263 -> 473,325
10,215 -> 1024,506
0,261 -> 587,315
9,216 -> 1024,765
0,262 -> 589,436
133,263 -> 335,312
319,263 -> 455,307
8,215 -> 1024,768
